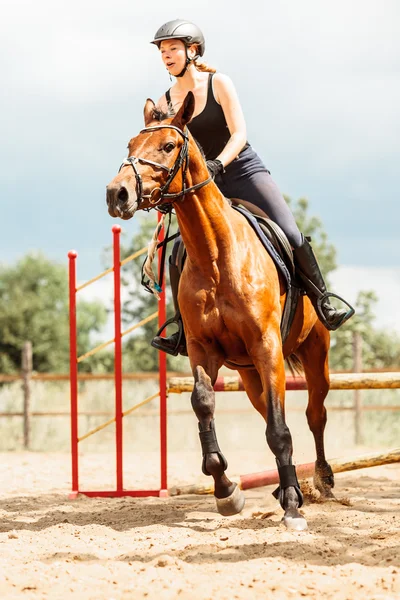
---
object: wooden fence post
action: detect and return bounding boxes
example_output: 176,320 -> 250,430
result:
22,341 -> 32,450
353,331 -> 363,445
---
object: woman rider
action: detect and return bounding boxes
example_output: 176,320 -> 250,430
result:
150,19 -> 353,356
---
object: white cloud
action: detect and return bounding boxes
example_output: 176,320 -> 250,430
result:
1,0 -> 399,272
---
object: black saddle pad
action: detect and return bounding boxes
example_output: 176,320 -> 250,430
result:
231,204 -> 296,285
230,204 -> 302,344
175,203 -> 302,345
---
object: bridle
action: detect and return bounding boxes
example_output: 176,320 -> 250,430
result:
118,124 -> 212,211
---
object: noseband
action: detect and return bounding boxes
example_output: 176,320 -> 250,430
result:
118,124 -> 212,210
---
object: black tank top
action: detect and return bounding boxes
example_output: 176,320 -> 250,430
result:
165,73 -> 248,161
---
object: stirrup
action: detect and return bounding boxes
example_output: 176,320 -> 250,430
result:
150,316 -> 186,357
316,292 -> 355,331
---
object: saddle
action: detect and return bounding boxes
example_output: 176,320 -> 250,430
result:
175,202 -> 303,345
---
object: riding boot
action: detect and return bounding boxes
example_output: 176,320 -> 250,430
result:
293,236 -> 354,331
151,258 -> 188,356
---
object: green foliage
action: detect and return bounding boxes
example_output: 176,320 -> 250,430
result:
285,196 -> 337,281
0,253 -> 108,373
117,197 -> 399,373
119,197 -> 336,372
330,291 -> 400,370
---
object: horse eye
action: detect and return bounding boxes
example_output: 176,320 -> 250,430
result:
164,142 -> 175,153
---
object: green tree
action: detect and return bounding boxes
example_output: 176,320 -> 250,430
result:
118,198 -> 400,373
0,253 -> 108,373
329,291 -> 400,370
284,198 -> 400,369
118,197 -> 336,371
285,195 -> 337,280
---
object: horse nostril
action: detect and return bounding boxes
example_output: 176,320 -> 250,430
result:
117,187 -> 129,203
106,187 -> 115,205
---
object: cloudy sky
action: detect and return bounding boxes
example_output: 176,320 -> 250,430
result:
2,0 -> 399,329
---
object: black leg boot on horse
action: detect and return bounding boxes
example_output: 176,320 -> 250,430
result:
151,257 -> 188,357
192,366 -> 245,516
293,236 -> 355,331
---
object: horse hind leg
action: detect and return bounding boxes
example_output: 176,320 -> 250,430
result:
191,364 -> 245,516
294,320 -> 335,499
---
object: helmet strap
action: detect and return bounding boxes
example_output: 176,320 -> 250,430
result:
176,63 -> 188,78
175,47 -> 196,78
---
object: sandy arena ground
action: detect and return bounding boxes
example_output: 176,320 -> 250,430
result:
0,451 -> 399,600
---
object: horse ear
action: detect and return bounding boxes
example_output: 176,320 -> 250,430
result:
172,92 -> 195,128
144,99 -> 155,125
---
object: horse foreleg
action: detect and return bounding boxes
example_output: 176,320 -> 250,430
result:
191,363 -> 245,516
251,340 -> 307,531
295,321 -> 335,499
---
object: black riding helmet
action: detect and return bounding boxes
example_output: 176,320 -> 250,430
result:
151,19 -> 205,77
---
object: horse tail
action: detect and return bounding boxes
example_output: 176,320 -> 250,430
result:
285,353 -> 303,377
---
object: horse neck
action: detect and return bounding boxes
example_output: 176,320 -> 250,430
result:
174,178 -> 232,278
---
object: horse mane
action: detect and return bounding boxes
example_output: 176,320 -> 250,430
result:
192,136 -> 206,159
152,105 -> 174,121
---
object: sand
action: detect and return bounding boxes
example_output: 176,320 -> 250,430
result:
0,451 -> 399,600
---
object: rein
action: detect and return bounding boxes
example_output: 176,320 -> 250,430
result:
118,124 -> 212,210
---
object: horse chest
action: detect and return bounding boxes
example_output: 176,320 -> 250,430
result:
188,297 -> 249,342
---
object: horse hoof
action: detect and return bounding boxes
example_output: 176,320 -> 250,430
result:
319,489 -> 336,502
215,484 -> 245,516
282,514 -> 308,531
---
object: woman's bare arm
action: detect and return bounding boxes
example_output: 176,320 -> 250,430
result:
212,73 -> 247,168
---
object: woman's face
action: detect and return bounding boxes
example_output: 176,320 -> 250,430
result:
160,39 -> 195,76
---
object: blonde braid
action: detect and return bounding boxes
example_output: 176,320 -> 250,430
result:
194,59 -> 216,73
191,43 -> 216,73
142,215 -> 165,300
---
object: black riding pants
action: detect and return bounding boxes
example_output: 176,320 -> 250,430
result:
214,145 -> 303,249
172,145 -> 303,264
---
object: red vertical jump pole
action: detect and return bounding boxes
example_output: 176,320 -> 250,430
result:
68,250 -> 79,496
157,213 -> 168,494
113,225 -> 123,493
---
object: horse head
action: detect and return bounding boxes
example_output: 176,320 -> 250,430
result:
106,92 -> 208,220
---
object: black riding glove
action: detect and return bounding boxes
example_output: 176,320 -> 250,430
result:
206,159 -> 224,179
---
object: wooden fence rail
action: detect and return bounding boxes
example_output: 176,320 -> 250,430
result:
0,372 -> 188,383
168,372 -> 400,393
1,340 -> 399,449
1,404 -> 399,420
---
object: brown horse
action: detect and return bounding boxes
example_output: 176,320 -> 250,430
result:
106,92 -> 334,531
